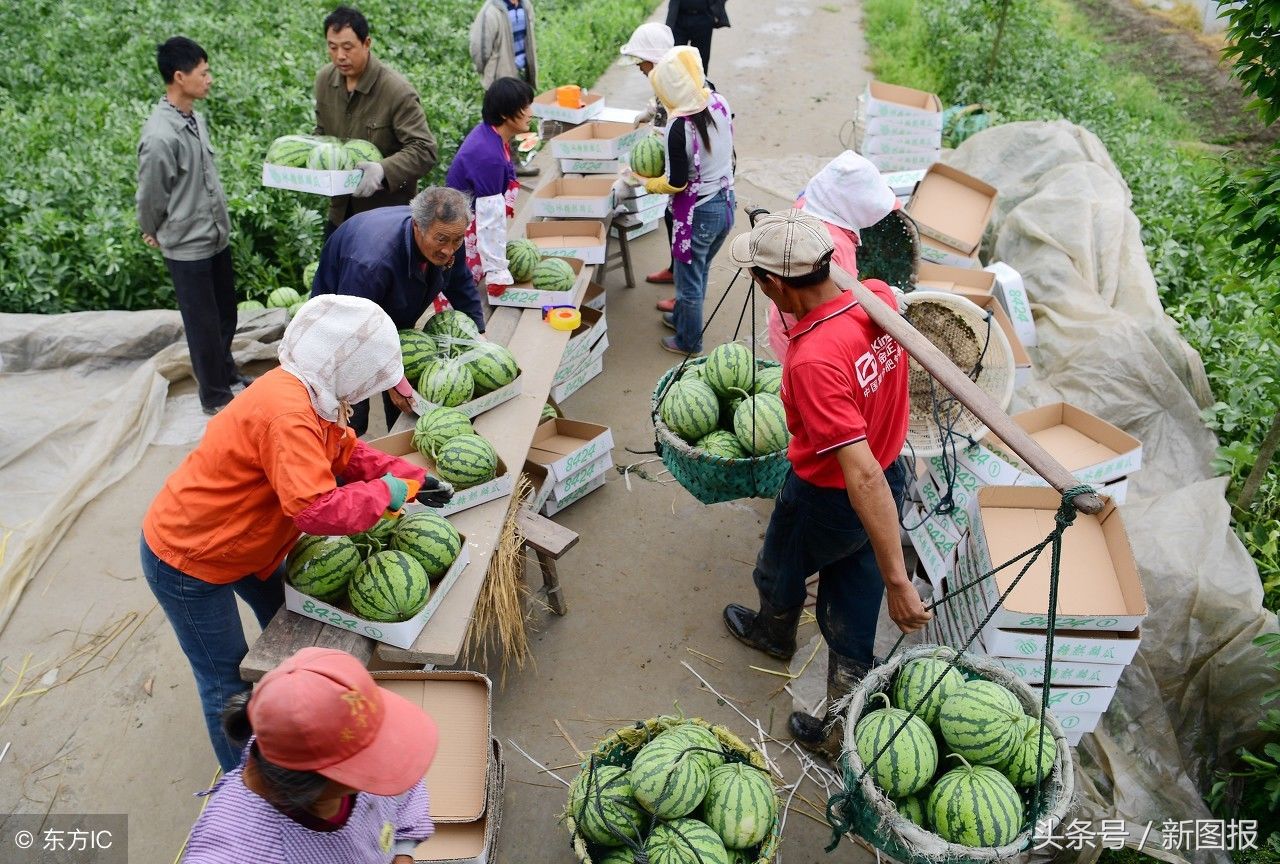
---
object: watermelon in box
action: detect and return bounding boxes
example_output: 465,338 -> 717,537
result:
286,534 -> 360,604
348,550 -> 430,623
389,512 -> 460,580
418,358 -> 474,408
411,407 -> 474,459
505,238 -> 542,283
532,257 -> 575,292
433,433 -> 498,488
461,342 -> 519,395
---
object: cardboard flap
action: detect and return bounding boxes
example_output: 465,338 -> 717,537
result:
867,80 -> 943,113
907,164 -> 997,254
524,220 -> 608,246
533,177 -> 617,201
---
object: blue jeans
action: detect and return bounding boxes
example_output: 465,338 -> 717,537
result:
141,535 -> 284,772
672,188 -> 735,353
752,462 -> 908,666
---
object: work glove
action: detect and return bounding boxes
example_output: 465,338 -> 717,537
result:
353,161 -> 385,198
616,165 -> 643,187
380,473 -> 421,513
416,476 -> 455,508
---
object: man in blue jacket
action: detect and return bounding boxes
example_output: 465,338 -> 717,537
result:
311,186 -> 484,435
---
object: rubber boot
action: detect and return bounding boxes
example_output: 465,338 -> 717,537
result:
722,598 -> 801,661
789,649 -> 870,761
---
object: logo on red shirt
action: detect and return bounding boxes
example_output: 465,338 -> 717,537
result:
855,352 -> 878,389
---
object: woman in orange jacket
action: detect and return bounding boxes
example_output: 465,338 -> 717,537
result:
141,294 -> 452,772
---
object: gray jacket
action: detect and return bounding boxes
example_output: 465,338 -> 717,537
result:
470,0 -> 538,90
136,99 -> 231,261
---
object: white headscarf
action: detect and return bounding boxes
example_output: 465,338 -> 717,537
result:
619,23 -> 674,65
801,150 -> 897,239
278,295 -> 404,426
649,46 -> 710,118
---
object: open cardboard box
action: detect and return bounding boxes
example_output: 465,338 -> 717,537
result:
550,353 -> 604,403
284,540 -> 471,649
559,157 -> 621,175
918,235 -> 980,268
531,88 -> 605,124
367,430 -> 514,517
582,281 -> 606,312
489,256 -> 585,309
555,333 -> 609,387
975,403 -> 1143,488
984,261 -> 1037,346
524,221 -> 607,265
408,368 -> 523,420
531,177 -> 617,219
262,163 -> 362,196
414,737 -> 505,863
906,163 -> 997,255
916,261 -> 995,296
524,456 -> 612,516
963,486 -> 1147,632
951,285 -> 1033,386
862,80 -> 943,125
549,120 -> 646,161
557,306 -> 607,372
881,168 -> 927,199
528,419 -> 614,481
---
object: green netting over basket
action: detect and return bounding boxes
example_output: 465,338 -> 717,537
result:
565,715 -> 782,864
828,645 -> 1074,864
651,358 -> 791,505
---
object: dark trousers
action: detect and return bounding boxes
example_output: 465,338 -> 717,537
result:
165,247 -> 238,411
349,389 -> 404,438
672,18 -> 714,72
753,461 -> 908,666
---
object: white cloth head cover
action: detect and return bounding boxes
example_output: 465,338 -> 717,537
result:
278,295 -> 405,425
649,46 -> 710,118
619,22 -> 674,64
801,150 -> 897,239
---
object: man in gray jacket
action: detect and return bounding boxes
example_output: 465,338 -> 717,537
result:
137,36 -> 246,416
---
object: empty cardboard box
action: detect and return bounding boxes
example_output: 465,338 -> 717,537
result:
549,121 -> 646,161
978,403 -> 1143,487
531,88 -> 605,125
527,419 -> 614,481
530,177 -> 617,219
906,163 -> 997,255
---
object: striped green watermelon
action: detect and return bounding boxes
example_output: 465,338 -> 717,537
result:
566,764 -> 647,846
287,534 -> 360,603
303,260 -> 319,289
663,723 -> 726,773
628,733 -> 710,819
462,342 -> 519,394
726,850 -> 753,864
434,434 -> 498,488
412,407 -> 474,459
696,429 -> 748,459
752,365 -> 782,396
418,359 -> 475,408
424,310 -> 481,356
896,794 -> 928,828
701,762 -> 777,849
307,141 -> 352,171
287,300 -> 306,318
891,647 -> 965,730
853,692 -> 938,798
682,364 -> 706,381
506,239 -> 542,283
630,135 -> 667,178
599,850 -> 639,864
999,717 -> 1055,788
660,378 -> 719,443
732,394 -> 789,455
237,300 -> 265,311
645,818 -> 729,864
348,550 -> 430,622
343,138 -> 382,164
267,286 -> 301,309
265,134 -> 316,167
541,402 -> 559,422
927,754 -> 1024,847
532,257 -> 575,292
390,512 -> 461,580
703,343 -> 756,399
938,680 -> 1024,766
399,330 -> 439,387
351,516 -> 397,559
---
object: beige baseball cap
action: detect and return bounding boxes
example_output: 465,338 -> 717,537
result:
729,209 -> 835,278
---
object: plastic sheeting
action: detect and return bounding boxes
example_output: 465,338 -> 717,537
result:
0,308 -> 285,630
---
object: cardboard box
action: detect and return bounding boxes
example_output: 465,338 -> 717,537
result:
550,121 -> 646,161
531,88 -> 605,125
971,404 -> 1143,488
597,106 -> 644,124
866,150 -> 942,174
555,332 -> 609,386
367,430 -> 515,518
1047,705 -> 1103,737
1047,684 -> 1117,714
262,163 -> 362,197
582,281 -> 606,312
550,352 -> 604,402
980,622 -> 1141,666
559,157 -> 622,175
915,473 -> 973,541
861,135 -> 945,157
906,164 -> 997,255
528,419 -> 614,481
964,486 -> 1147,632
984,261 -> 1037,346
284,543 -> 471,649
543,469 -> 608,515
862,81 -> 944,125
531,177 -> 617,219
619,191 -> 669,214
881,168 -> 928,198
414,738 -> 505,863
905,504 -> 961,592
949,285 -> 1033,387
557,306 -> 607,371
489,256 -> 586,309
984,653 -> 1128,688
524,455 -> 611,515
916,262 -> 996,296
524,221 -> 608,265
408,359 -> 523,419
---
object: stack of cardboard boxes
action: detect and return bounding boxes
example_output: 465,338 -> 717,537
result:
857,81 -> 943,173
550,286 -> 609,402
524,419 -> 614,517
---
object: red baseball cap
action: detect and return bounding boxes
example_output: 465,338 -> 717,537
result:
248,648 -> 438,796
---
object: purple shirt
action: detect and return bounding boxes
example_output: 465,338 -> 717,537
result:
445,122 -> 515,200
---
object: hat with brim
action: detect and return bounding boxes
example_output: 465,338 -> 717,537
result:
310,686 -> 438,796
729,209 -> 835,279
618,22 -> 674,65
800,150 -> 897,239
650,46 -> 710,118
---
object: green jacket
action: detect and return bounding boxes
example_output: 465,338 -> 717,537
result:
314,54 -> 438,226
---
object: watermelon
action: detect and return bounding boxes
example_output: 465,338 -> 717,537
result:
412,407 -> 474,459
351,516 -> 397,559
599,850 -> 639,864
896,794 -> 928,828
663,723 -> 726,773
566,764 -> 647,846
660,378 -> 720,443
287,534 -> 360,603
390,512 -> 461,580
434,433 -> 498,488
399,329 -> 439,386
237,300 -> 265,311
287,300 -> 305,318
348,550 -> 430,623
682,364 -> 706,381
927,754 -> 1024,847
999,717 -> 1055,788
424,310 -> 481,356
303,260 -> 319,289
343,138 -> 382,164
628,733 -> 710,819
307,141 -> 351,171
732,394 -> 789,455
418,358 -> 474,408
702,762 -> 777,849
891,647 -> 965,730
703,343 -> 756,398
752,365 -> 782,396
541,402 -> 559,422
462,342 -> 519,394
266,286 -> 301,309
532,257 -> 575,292
696,429 -> 748,459
265,134 -> 316,167
853,692 -> 938,798
630,135 -> 667,178
506,239 -> 542,283
938,680 -> 1025,767
645,818 -> 729,864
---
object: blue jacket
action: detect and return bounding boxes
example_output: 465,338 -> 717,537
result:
310,206 -> 485,332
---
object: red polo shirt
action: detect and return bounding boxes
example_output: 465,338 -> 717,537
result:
782,279 -> 909,488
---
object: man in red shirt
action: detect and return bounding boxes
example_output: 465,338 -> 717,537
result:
723,210 -> 931,758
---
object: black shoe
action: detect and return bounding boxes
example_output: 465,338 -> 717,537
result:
722,600 -> 801,661
232,373 -> 256,388
202,402 -> 230,417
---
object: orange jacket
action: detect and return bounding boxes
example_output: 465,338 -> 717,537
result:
143,368 -> 425,584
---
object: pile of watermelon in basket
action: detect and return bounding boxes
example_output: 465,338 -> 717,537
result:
563,715 -> 781,864
827,645 -> 1075,864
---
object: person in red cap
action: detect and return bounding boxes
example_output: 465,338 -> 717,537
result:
181,647 -> 438,863
142,295 -> 453,774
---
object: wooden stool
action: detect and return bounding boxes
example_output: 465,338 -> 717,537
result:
516,506 -> 578,615
605,215 -> 639,290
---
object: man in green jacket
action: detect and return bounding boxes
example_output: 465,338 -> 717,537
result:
315,6 -> 439,234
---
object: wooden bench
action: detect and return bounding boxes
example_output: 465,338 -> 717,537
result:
516,506 -> 578,616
